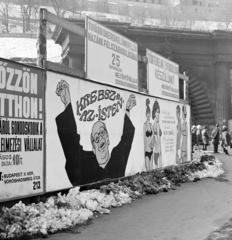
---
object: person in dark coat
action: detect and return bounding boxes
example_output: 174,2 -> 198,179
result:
196,125 -> 202,150
211,123 -> 220,153
221,125 -> 231,155
191,125 -> 196,153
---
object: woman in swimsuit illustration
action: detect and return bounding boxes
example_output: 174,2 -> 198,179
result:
143,99 -> 154,171
176,105 -> 181,164
152,100 -> 162,168
181,105 -> 188,163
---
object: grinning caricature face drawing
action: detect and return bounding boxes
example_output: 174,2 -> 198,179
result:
91,121 -> 110,166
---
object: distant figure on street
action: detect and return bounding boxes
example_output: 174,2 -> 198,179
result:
202,126 -> 209,151
221,125 -> 231,155
191,125 -> 196,153
196,125 -> 202,150
211,123 -> 220,153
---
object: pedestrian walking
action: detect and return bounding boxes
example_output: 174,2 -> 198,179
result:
211,123 -> 220,153
196,125 -> 202,150
191,125 -> 196,153
221,125 -> 231,155
202,126 -> 209,151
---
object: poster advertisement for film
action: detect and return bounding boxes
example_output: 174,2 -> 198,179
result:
0,59 -> 44,201
46,71 -> 191,192
147,49 -> 180,102
85,16 -> 138,91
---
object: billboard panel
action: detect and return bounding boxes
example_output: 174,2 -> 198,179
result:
85,16 -> 138,91
0,59 -> 44,201
46,71 -> 191,192
147,49 -> 179,101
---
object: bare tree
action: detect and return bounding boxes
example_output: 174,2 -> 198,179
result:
50,0 -> 68,17
32,0 -> 41,20
67,0 -> 79,16
158,4 -> 182,27
215,0 -> 232,29
17,0 -> 37,33
131,5 -> 149,25
178,9 -> 198,29
0,0 -> 11,33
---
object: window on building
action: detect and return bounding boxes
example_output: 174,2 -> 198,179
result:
193,0 -> 198,5
108,2 -> 119,14
199,1 -> 202,6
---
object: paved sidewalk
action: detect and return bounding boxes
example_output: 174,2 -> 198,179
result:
40,149 -> 232,240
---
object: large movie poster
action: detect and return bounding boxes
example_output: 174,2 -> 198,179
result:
46,71 -> 191,192
0,59 -> 44,201
85,16 -> 138,91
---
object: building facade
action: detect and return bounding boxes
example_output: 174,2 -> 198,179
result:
178,0 -> 230,21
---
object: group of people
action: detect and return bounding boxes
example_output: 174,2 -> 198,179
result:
191,125 -> 210,151
211,124 -> 231,155
192,123 -> 231,155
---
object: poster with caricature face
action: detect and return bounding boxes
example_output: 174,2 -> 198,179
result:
46,71 -> 191,192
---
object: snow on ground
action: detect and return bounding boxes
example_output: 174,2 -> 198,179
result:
0,38 -> 62,62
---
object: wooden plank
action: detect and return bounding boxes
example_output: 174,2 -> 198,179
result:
43,9 -> 86,38
179,99 -> 189,105
46,61 -> 85,78
37,9 -> 47,68
179,72 -> 189,81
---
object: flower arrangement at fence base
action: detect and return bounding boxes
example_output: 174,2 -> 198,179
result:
0,152 -> 224,240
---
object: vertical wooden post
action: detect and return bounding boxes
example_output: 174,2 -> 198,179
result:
185,80 -> 189,101
37,8 -> 47,68
183,80 -> 186,100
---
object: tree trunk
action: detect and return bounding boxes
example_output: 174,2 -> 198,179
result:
26,15 -> 31,31
6,19 -> 9,33
22,16 -> 25,33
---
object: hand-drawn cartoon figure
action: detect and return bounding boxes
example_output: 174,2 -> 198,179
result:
143,99 -> 154,171
152,100 -> 162,168
55,80 -> 136,186
176,105 -> 181,164
181,105 -> 188,162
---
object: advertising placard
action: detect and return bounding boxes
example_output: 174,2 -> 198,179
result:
0,59 -> 44,201
46,71 -> 191,192
85,16 -> 138,91
147,49 -> 179,101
